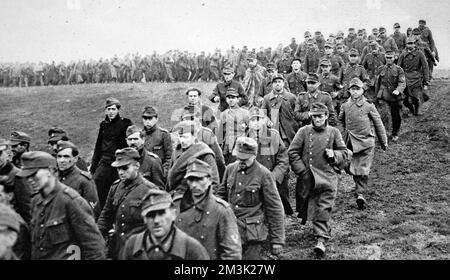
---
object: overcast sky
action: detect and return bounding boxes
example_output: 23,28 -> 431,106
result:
0,0 -> 449,67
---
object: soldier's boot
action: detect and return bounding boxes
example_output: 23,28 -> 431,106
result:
314,237 -> 326,258
356,195 -> 367,210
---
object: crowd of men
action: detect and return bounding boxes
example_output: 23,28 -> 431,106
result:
0,20 -> 438,87
0,19 -> 437,260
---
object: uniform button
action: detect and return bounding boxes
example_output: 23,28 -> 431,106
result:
200,235 -> 204,239
235,205 -> 239,208
121,223 -> 125,227
238,182 -> 242,186
121,215 -> 125,218
241,171 -> 245,175
40,224 -> 44,228
121,205 -> 125,208
155,247 -> 159,252
310,152 -> 312,155
237,194 -> 240,197
178,218 -> 182,222
39,247 -> 44,251
120,233 -> 124,236
252,190 -> 255,193
206,211 -> 210,215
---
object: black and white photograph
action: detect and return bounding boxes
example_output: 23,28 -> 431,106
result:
0,0 -> 448,264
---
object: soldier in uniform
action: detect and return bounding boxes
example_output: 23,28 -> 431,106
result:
91,98 -> 132,209
9,131 -> 31,169
335,43 -> 349,63
294,31 -> 312,63
319,42 -> 345,77
304,39 -> 321,74
209,66 -> 247,113
418,19 -> 438,63
318,59 -> 343,115
362,41 -> 386,102
0,139 -> 31,224
294,73 -> 337,127
141,106 -> 173,177
340,48 -> 370,101
375,50 -> 407,142
379,26 -> 399,55
56,141 -> 100,219
175,159 -> 241,260
397,37 -> 430,116
288,103 -> 351,257
276,48 -> 293,75
243,53 -> 267,108
391,23 -> 407,55
97,148 -> 158,259
125,125 -> 165,189
338,78 -> 388,210
217,137 -> 285,260
351,30 -> 368,55
246,108 -> 293,216
47,127 -> 88,171
285,58 -> 307,97
168,121 -> 219,197
178,88 -> 218,134
120,189 -> 209,260
344,28 -> 357,49
17,151 -> 105,260
0,203 -> 22,260
259,63 -> 290,101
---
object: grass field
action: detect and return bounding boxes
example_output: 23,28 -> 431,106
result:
1,78 -> 449,259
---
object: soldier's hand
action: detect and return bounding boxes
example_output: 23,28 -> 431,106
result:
213,96 -> 220,103
271,244 -> 283,255
325,148 -> 335,159
392,90 -> 400,96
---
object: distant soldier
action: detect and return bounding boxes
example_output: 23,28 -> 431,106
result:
141,106 -> 173,177
246,108 -> 293,216
47,127 -> 88,171
285,58 -> 308,97
259,63 -> 290,101
338,78 -> 388,210
91,98 -> 132,209
362,41 -> 386,102
295,31 -> 312,63
378,26 -> 399,55
179,88 -> 217,133
412,27 -> 436,80
318,59 -> 342,115
0,139 -> 31,224
391,23 -> 407,55
276,48 -> 293,75
175,159 -> 242,260
125,125 -> 165,189
120,189 -> 209,260
304,39 -> 321,74
262,74 -> 299,147
288,103 -> 351,257
319,42 -> 345,77
9,131 -> 31,169
217,88 -> 250,165
289,37 -> 298,57
97,148 -> 158,259
335,43 -> 349,63
344,28 -> 357,49
340,48 -> 370,100
418,19 -> 438,62
217,137 -> 285,260
56,141 -> 100,219
168,121 -> 219,197
397,37 -> 430,116
314,31 -> 326,54
209,66 -> 247,112
375,50 -> 407,142
350,30 -> 368,55
294,73 -> 337,127
18,151 -> 106,260
243,53 -> 267,108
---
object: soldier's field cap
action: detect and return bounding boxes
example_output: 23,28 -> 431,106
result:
56,140 -> 78,154
309,102 -> 329,115
141,189 -> 173,216
266,62 -> 276,70
247,53 -> 257,60
419,19 -> 426,24
320,59 -> 331,66
226,87 -> 239,97
372,27 -> 379,33
336,34 -> 344,39
142,106 -> 157,117
369,40 -> 378,46
249,107 -> 266,119
222,66 -> 234,74
315,31 -> 321,35
324,42 -> 333,48
379,26 -> 386,32
394,22 -> 401,28
184,158 -> 211,179
304,31 -> 311,37
0,204 -> 20,232
349,78 -> 364,88
385,50 -> 395,57
306,73 -> 320,83
357,29 -> 364,35
349,48 -> 359,56
48,127 -> 67,143
126,125 -> 142,138
232,137 -> 258,159
16,151 -> 56,178
9,131 -> 31,145
348,27 -> 355,31
412,28 -> 421,35
105,97 -> 121,108
111,147 -> 140,168
306,38 -> 314,45
174,120 -> 197,135
271,73 -> 285,83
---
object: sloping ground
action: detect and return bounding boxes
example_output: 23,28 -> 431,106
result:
0,79 -> 448,260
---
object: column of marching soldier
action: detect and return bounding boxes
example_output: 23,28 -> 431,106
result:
0,20 -> 433,260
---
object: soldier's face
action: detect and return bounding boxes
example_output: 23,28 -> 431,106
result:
126,132 -> 145,150
307,81 -> 320,93
142,116 -> 158,129
350,86 -> 364,99
145,207 -> 176,240
223,72 -> 234,82
187,91 -> 200,105
179,133 -> 196,149
320,65 -> 331,74
349,55 -> 359,64
187,176 -> 211,197
336,38 -> 343,44
48,141 -> 58,154
56,148 -> 77,171
311,113 -> 328,127
25,169 -> 51,193
105,105 -> 119,120
385,56 -> 394,65
272,79 -> 284,91
249,116 -> 266,131
226,95 -> 239,107
325,47 -> 333,55
248,59 -> 257,67
291,61 -> 301,70
10,143 -> 27,157
237,155 -> 256,170
337,47 -> 344,54
117,162 -> 140,181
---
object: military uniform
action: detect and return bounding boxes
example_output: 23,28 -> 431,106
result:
91,100 -> 132,209
197,126 -> 226,181
391,31 -> 407,53
59,166 -> 100,219
285,70 -> 308,96
143,125 -> 173,176
136,147 -> 165,189
362,50 -> 386,101
304,48 -> 321,74
210,80 -> 247,112
340,59 -> 370,99
319,71 -> 342,113
318,54 -> 344,77
175,159 -> 241,260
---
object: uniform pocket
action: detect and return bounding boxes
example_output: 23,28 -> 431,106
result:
128,200 -> 143,218
243,185 -> 261,206
244,215 -> 267,242
46,217 -> 69,245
